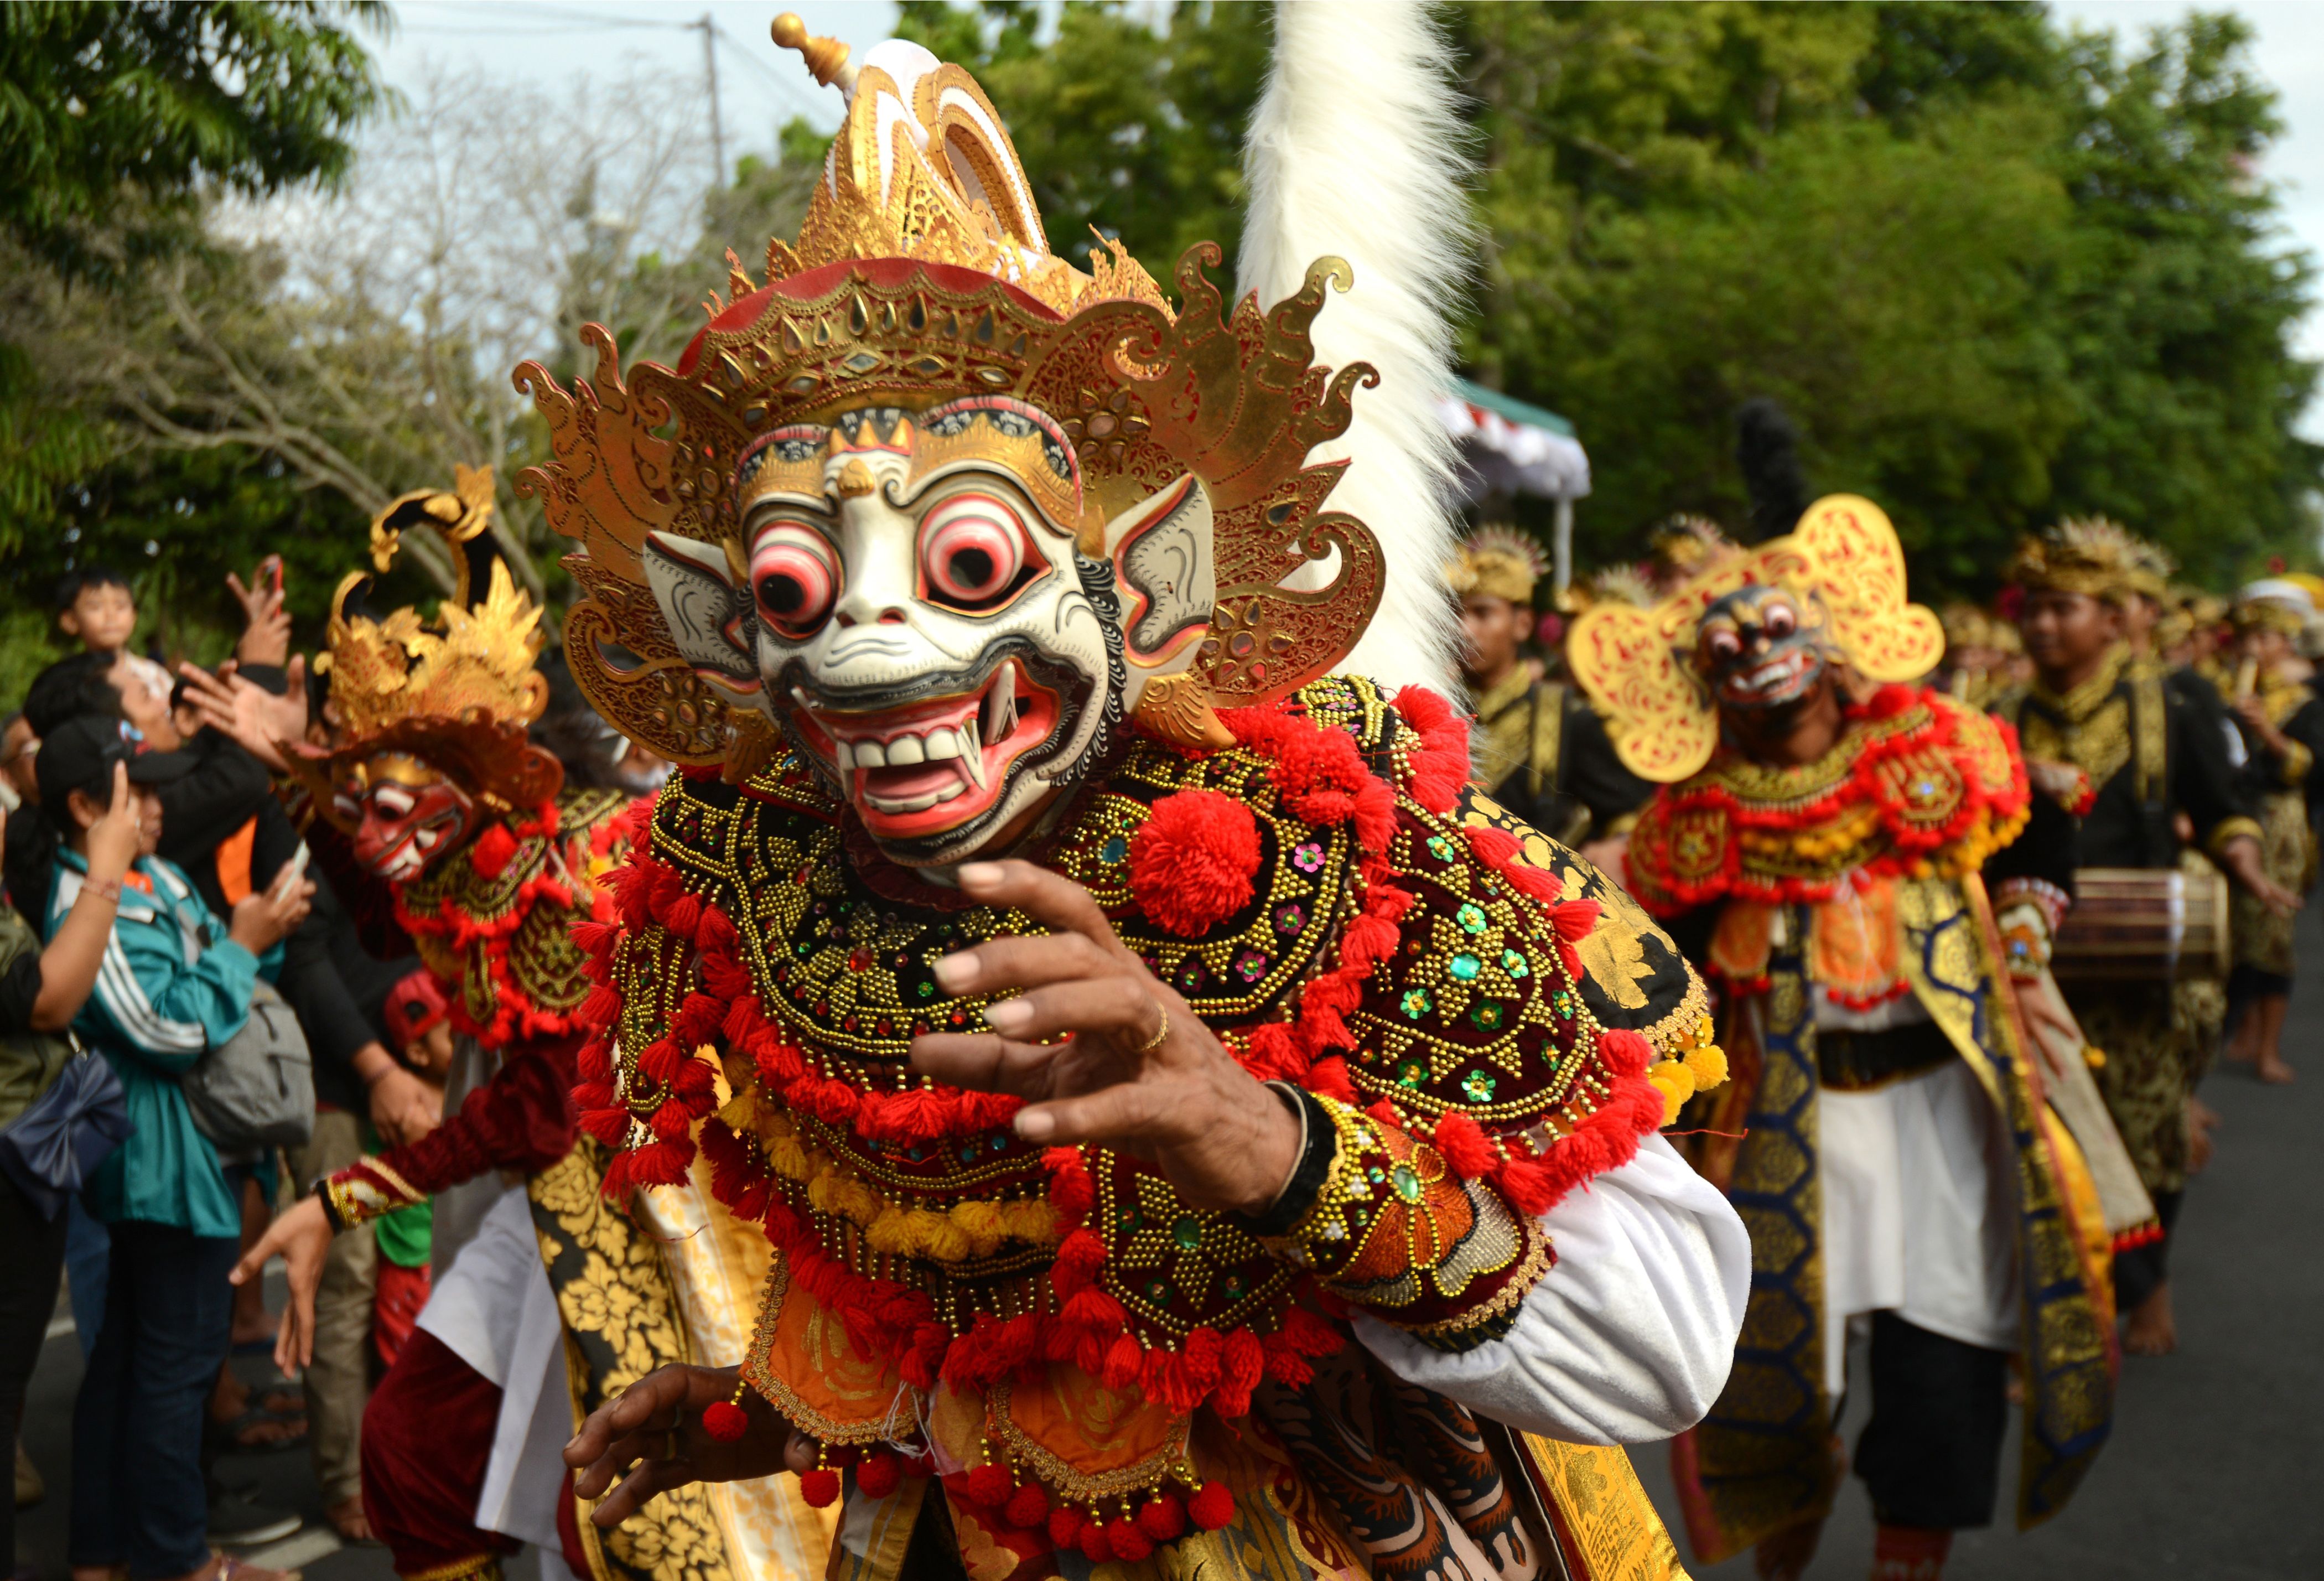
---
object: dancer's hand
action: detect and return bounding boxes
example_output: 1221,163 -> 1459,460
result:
909,860 -> 1301,1216
231,1194 -> 331,1375
564,1365 -> 815,1526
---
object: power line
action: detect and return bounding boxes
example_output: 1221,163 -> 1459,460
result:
401,2 -> 693,28
708,19 -> 827,122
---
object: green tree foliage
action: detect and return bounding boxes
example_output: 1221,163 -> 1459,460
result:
1459,1 -> 2318,593
885,1 -> 2317,595
0,1 -> 386,702
892,1 -> 1269,275
0,1 -> 385,281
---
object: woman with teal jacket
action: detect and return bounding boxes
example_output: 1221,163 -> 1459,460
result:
33,716 -> 310,1581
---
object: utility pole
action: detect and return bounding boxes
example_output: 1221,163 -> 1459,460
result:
697,12 -> 725,190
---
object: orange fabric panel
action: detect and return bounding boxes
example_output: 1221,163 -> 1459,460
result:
217,816 -> 258,906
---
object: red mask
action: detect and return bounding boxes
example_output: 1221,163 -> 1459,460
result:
346,759 -> 476,883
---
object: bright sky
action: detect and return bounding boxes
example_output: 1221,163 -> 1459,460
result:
375,1 -> 2324,437
375,2 -> 899,149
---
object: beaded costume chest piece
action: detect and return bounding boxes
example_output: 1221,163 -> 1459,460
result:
577,676 -> 1708,1533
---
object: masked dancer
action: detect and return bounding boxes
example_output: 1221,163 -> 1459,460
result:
538,10 -> 1756,1579
1569,497 -> 2116,1581
237,474 -> 832,1581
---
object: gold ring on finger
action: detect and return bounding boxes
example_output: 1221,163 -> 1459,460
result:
1130,1003 -> 1169,1055
663,1429 -> 681,1461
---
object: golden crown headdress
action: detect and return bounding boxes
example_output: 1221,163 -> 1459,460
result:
2005,517 -> 2148,603
1645,514 -> 1740,592
1447,526 -> 1548,607
289,465 -> 562,825
515,15 -> 1385,774
1566,495 -> 1944,782
1565,564 -> 1656,614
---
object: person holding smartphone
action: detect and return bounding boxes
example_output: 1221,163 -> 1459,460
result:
35,716 -> 315,1581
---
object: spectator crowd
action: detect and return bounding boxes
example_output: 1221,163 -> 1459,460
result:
2,563 -> 665,1581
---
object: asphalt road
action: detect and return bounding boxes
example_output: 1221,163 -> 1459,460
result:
1631,900 -> 2324,1579
16,910 -> 2324,1580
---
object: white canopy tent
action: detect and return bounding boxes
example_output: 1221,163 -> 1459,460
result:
1436,379 -> 1592,594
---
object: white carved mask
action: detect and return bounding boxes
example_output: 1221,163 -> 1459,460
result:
642,397 -> 1214,868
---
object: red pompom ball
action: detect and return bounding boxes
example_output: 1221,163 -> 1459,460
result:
961,1463 -> 1015,1508
701,1399 -> 749,1443
1187,1479 -> 1235,1531
1128,789 -> 1260,939
855,1448 -> 902,1499
1136,1493 -> 1186,1542
1106,1518 -> 1155,1562
797,1468 -> 841,1507
1005,1482 -> 1051,1530
1078,1520 -> 1113,1563
468,822 -> 520,879
1046,1506 -> 1085,1551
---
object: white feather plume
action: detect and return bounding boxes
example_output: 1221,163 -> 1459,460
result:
1236,0 -> 1475,697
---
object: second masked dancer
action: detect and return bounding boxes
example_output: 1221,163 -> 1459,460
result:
1570,497 -> 2116,1581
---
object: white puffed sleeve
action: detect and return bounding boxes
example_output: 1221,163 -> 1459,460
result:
1354,1133 -> 1749,1445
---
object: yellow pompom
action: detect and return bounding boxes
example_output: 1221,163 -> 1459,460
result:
765,1133 -> 811,1181
836,1176 -> 885,1225
1002,1198 -> 1060,1246
715,1090 -> 757,1133
949,1199 -> 1008,1257
2083,1044 -> 2106,1070
863,1206 -> 917,1256
1647,1059 -> 1697,1127
915,1211 -> 973,1263
805,1168 -> 849,1215
1684,1041 -> 1729,1090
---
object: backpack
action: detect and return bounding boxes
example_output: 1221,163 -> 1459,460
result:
183,978 -> 314,1150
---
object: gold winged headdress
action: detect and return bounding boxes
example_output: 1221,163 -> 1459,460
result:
515,17 -> 1388,774
1566,495 -> 1944,783
289,464 -> 563,826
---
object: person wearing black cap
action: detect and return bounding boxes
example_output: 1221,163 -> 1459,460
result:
35,716 -> 315,1581
1,755 -> 143,1581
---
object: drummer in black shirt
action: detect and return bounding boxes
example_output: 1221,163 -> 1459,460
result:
1996,520 -> 2295,1357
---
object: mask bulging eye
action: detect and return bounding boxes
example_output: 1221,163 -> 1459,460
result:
921,493 -> 1035,611
1763,603 -> 1797,639
751,523 -> 838,635
1706,629 -> 1742,663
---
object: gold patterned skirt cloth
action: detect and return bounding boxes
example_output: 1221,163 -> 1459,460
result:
2068,983 -> 2195,1199
531,1138 -> 837,1581
2229,790 -> 2313,979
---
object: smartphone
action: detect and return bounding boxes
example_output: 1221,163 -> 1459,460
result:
258,554 -> 284,599
273,841 -> 312,896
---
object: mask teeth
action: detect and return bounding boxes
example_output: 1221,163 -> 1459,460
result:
958,718 -> 987,790
984,668 -> 1016,746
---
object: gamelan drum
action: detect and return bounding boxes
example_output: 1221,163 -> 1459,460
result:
2050,865 -> 2230,982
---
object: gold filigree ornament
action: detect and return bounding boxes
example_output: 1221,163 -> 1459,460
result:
513,15 -> 1385,773
1567,495 -> 1945,784
287,465 -> 563,828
